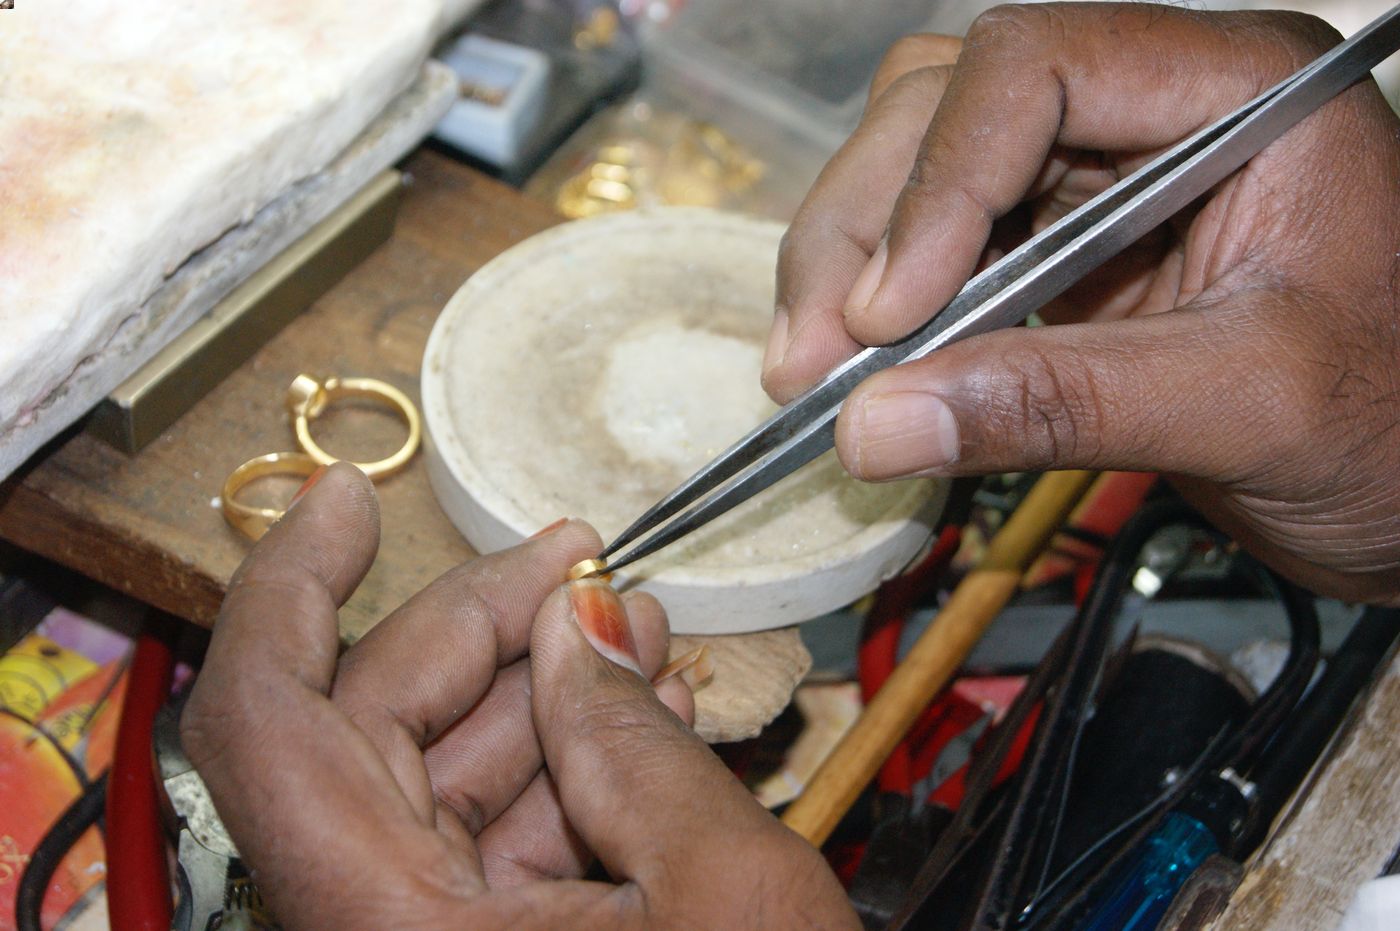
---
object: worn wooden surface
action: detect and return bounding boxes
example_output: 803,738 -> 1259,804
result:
1210,646 -> 1400,930
0,150 -> 808,742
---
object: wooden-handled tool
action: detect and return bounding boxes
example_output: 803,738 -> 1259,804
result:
781,469 -> 1097,846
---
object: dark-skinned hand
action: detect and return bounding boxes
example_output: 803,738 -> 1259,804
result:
181,463 -> 856,929
764,3 -> 1400,604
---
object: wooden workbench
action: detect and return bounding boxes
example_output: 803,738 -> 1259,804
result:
0,150 -> 808,742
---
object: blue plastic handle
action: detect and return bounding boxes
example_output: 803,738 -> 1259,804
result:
1079,812 -> 1219,931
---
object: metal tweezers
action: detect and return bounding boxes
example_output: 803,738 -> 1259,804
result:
600,5 -> 1400,574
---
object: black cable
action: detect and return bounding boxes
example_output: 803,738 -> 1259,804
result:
1205,564 -> 1320,775
891,497 -> 1322,931
1019,730 -> 1230,930
1011,502 -> 1317,929
16,771 -> 109,931
1018,530 -> 1319,930
0,707 -> 91,792
978,497 -> 1174,926
1233,605 -> 1400,857
1002,500 -> 1224,928
894,500 -> 1203,930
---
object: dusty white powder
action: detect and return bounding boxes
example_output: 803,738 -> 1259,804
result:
437,209 -> 935,577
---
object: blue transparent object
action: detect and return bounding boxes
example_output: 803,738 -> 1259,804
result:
1079,812 -> 1219,931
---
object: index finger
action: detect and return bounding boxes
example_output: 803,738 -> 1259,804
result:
764,60 -> 957,403
867,33 -> 961,103
844,3 -> 1341,345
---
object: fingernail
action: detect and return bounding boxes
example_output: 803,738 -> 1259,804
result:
528,517 -> 569,540
568,579 -> 642,676
762,306 -> 790,375
844,239 -> 888,319
288,465 -> 328,509
851,392 -> 960,477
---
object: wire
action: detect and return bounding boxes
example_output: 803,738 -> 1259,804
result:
1017,507 -> 1319,930
988,499 -> 1196,926
890,496 -> 1321,930
1018,729 -> 1230,927
1234,604 -> 1400,857
16,772 -> 109,931
0,706 -> 91,791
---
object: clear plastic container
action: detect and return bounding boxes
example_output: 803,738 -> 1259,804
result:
630,0 -> 1003,215
638,0 -> 985,154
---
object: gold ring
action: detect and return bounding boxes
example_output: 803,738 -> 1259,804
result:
286,374 -> 421,480
567,558 -> 612,582
221,451 -> 322,541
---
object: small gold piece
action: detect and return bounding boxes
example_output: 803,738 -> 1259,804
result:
286,374 -> 421,481
459,78 -> 509,107
285,373 -> 330,420
567,558 -> 612,582
573,6 -> 619,51
652,645 -> 715,691
221,451 -> 321,541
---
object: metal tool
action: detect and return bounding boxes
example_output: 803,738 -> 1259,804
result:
598,5 -> 1400,575
156,693 -> 272,931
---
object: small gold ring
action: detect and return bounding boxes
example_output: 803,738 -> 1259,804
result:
286,374 -> 421,481
567,558 -> 612,582
221,451 -> 322,541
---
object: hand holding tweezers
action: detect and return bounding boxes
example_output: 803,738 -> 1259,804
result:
600,5 -> 1400,575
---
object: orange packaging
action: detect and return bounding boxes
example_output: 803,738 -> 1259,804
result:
0,608 -> 131,931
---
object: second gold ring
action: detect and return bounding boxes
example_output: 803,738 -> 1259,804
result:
285,374 -> 421,481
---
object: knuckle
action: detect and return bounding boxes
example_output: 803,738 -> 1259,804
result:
1265,12 -> 1342,69
874,34 -> 950,89
177,694 -> 225,769
916,158 -> 998,228
424,572 -> 507,667
1229,11 -> 1342,85
227,560 -> 318,608
342,698 -> 420,752
567,688 -> 694,783
775,224 -> 803,279
777,208 -> 877,308
998,345 -> 1105,467
966,4 -> 1050,54
878,34 -> 927,72
905,135 -> 954,198
870,66 -> 949,120
572,691 -> 670,754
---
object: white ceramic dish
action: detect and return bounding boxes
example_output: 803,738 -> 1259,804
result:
422,208 -> 947,634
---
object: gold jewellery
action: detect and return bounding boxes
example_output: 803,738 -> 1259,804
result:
220,451 -> 322,541
285,374 -> 421,481
567,558 -> 612,582
221,374 -> 422,541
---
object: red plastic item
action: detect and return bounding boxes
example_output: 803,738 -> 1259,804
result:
858,526 -> 961,793
1023,472 -> 1158,591
927,704 -> 1042,811
105,617 -> 176,931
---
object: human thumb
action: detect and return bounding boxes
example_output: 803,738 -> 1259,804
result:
529,580 -> 791,887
